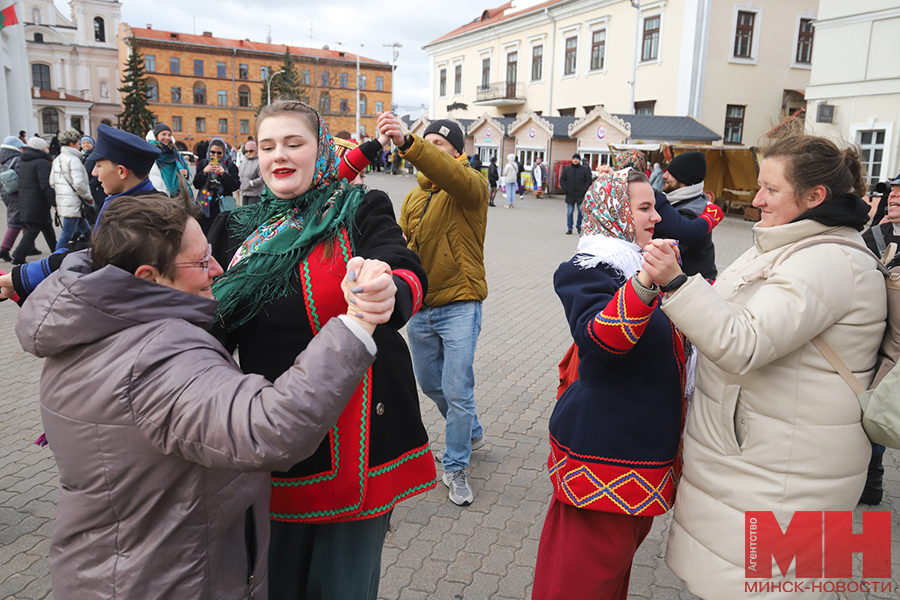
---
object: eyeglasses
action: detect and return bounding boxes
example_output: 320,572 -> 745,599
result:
209,150 -> 224,156
174,243 -> 212,271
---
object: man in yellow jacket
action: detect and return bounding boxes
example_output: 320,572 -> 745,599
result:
378,113 -> 489,506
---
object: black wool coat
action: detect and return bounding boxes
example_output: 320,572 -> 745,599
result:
16,147 -> 55,225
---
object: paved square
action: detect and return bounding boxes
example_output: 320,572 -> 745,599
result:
0,172 -> 897,599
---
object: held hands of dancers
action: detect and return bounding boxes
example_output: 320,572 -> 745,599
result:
342,256 -> 396,334
641,239 -> 684,290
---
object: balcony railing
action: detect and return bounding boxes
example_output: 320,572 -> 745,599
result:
475,81 -> 525,103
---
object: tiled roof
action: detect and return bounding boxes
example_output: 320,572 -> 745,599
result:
34,89 -> 91,103
129,27 -> 387,65
426,1 -> 561,46
541,116 -> 578,139
614,114 -> 721,142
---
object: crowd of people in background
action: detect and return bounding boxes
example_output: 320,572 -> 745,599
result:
1,105 -> 899,600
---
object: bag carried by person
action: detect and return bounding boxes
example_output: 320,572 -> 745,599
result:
747,234 -> 900,448
0,156 -> 20,195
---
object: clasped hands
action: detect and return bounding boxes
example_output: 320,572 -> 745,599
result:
341,257 -> 397,334
637,239 -> 684,290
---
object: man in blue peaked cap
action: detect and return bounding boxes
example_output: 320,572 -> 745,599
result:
88,124 -> 161,219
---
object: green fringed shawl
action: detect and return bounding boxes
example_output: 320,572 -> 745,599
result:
212,182 -> 366,333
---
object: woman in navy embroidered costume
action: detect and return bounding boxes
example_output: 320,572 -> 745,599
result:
209,100 -> 435,600
533,169 -> 689,600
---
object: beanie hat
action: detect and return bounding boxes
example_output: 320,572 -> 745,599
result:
81,135 -> 95,146
572,153 -> 581,160
244,140 -> 257,152
423,120 -> 465,154
2,136 -> 24,149
27,137 -> 49,151
153,122 -> 172,137
666,151 -> 707,186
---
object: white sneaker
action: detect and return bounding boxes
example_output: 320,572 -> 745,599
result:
442,469 -> 474,506
434,434 -> 487,463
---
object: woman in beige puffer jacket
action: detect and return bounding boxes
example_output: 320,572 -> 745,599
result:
641,135 -> 886,600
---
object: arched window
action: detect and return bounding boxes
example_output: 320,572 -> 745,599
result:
359,94 -> 367,115
94,17 -> 105,42
238,84 -> 251,107
42,108 -> 59,135
318,91 -> 331,114
31,7 -> 41,24
146,77 -> 158,102
193,81 -> 206,105
32,64 -> 51,90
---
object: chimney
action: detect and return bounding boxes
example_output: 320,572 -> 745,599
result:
146,24 -> 152,29
58,88 -> 66,100
33,86 -> 41,98
202,31 -> 212,37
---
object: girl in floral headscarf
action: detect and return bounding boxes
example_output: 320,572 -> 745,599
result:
209,101 -> 436,600
533,168 -> 690,600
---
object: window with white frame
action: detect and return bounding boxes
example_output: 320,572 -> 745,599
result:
724,105 -> 745,144
795,18 -> 814,65
858,130 -> 886,185
590,30 -> 606,71
564,36 -> 577,75
454,64 -> 462,95
531,45 -> 543,81
579,151 -> 611,171
439,67 -> 447,97
731,5 -> 762,64
477,146 -> 498,164
517,149 -> 545,171
642,16 -> 660,61
482,57 -> 491,89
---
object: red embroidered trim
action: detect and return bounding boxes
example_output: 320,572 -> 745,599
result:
549,433 -> 674,467
586,281 -> 655,354
547,436 -> 677,516
393,268 -> 423,315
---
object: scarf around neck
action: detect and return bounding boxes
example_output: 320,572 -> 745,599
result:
665,181 -> 705,204
211,106 -> 366,333
575,168 -> 643,277
151,141 -> 189,197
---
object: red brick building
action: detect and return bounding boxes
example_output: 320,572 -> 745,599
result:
118,24 -> 393,151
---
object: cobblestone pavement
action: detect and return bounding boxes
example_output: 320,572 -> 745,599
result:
1,172 -> 897,600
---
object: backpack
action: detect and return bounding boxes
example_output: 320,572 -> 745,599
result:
0,156 -> 20,194
752,234 -> 900,448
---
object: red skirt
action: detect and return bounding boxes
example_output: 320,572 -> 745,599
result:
533,496 -> 654,600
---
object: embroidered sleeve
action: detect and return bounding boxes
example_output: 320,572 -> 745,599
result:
585,279 -> 657,354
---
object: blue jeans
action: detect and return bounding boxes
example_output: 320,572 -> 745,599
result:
566,203 -> 583,232
505,183 -> 517,205
56,217 -> 91,250
407,301 -> 484,473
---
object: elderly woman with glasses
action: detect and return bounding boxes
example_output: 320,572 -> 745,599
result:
194,138 -> 240,231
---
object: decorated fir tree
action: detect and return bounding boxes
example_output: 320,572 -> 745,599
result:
117,37 -> 156,136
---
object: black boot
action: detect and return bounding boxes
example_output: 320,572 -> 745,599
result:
859,450 -> 884,505
0,250 -> 10,262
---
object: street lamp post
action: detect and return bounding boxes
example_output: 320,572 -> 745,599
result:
337,42 -> 364,140
267,69 -> 285,106
630,1 -> 641,115
383,42 -> 402,113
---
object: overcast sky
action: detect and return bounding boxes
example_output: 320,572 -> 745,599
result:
56,0 -> 498,116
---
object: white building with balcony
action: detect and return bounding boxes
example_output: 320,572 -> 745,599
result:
424,0 -> 817,151
23,0 -> 121,138
804,0 -> 900,185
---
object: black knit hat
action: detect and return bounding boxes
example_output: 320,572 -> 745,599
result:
153,122 -> 172,137
666,151 -> 707,185
424,120 -> 465,154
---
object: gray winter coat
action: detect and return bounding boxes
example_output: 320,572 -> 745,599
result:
15,251 -> 375,600
238,153 -> 264,197
0,145 -> 22,227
